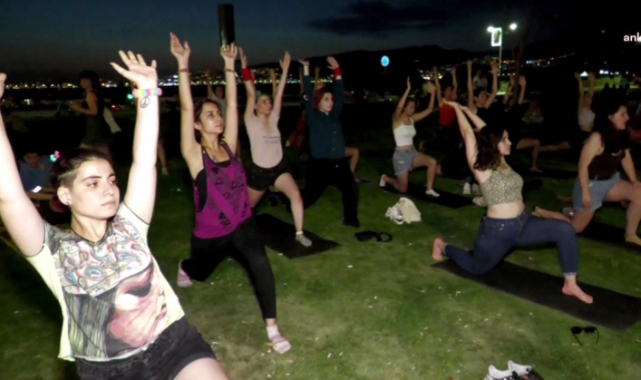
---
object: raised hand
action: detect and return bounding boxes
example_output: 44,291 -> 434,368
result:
206,68 -> 213,78
221,44 -> 238,67
268,68 -> 276,81
509,75 -> 516,85
169,33 -> 190,65
406,76 -> 411,90
315,66 -> 320,75
588,72 -> 595,81
279,51 -> 291,71
450,66 -> 456,75
467,60 -> 472,71
0,73 -> 6,100
298,59 -> 310,66
490,61 -> 498,74
327,56 -> 339,70
239,48 -> 248,68
518,75 -> 526,86
574,72 -> 581,80
111,51 -> 158,89
427,81 -> 436,94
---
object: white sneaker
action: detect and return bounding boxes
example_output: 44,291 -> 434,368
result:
463,182 -> 471,195
379,175 -> 386,187
485,365 -> 519,380
508,360 -> 541,378
472,183 -> 481,195
425,189 -> 440,197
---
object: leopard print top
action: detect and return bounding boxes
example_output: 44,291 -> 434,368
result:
480,164 -> 523,206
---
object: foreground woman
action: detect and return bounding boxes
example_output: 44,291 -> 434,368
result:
0,53 -> 229,379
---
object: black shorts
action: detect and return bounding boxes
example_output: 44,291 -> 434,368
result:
246,158 -> 289,191
75,318 -> 216,380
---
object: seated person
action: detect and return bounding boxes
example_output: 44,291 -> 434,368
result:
17,148 -> 67,223
19,148 -> 55,202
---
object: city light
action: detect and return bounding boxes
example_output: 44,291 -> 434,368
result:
487,26 -> 494,32
381,55 -> 389,67
509,23 -> 517,30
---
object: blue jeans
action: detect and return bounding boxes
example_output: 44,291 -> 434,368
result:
443,212 -> 578,276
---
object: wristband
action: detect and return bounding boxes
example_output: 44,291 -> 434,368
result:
333,67 -> 342,77
241,68 -> 254,82
179,68 -> 189,73
132,88 -> 163,99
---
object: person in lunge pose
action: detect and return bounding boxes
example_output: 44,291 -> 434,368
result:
431,101 -> 593,304
297,57 -> 360,227
533,100 -> 641,246
170,34 -> 291,353
70,70 -> 112,161
0,53 -> 229,379
380,77 -> 439,196
239,48 -> 311,247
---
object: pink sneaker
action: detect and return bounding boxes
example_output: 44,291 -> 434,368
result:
177,261 -> 193,288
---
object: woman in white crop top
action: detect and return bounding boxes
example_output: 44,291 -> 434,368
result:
380,77 -> 440,196
576,72 -> 595,133
240,49 -> 311,247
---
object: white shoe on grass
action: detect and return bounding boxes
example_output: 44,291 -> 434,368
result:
484,365 -> 520,380
463,182 -> 471,195
425,189 -> 440,197
508,360 -> 543,379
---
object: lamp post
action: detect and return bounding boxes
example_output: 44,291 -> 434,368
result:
487,23 -> 517,76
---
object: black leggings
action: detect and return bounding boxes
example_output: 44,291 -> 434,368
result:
301,157 -> 359,223
181,217 -> 277,319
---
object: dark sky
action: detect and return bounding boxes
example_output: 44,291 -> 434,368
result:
0,0 -> 574,79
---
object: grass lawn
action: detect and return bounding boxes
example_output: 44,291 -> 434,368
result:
2,105 -> 641,379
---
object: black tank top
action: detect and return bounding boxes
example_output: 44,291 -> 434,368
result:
82,90 -> 111,143
588,149 -> 624,179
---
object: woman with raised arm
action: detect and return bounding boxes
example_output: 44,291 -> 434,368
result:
431,100 -> 593,304
380,77 -> 439,196
466,60 -> 498,120
534,101 -> 641,246
577,72 -> 595,135
69,70 -> 112,161
170,34 -> 291,353
298,57 -> 360,227
0,54 -> 229,379
240,48 -> 311,247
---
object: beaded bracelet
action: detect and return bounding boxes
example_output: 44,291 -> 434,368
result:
132,88 -> 163,99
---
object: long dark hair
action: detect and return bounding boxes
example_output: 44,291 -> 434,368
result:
473,124 -> 507,171
193,99 -> 223,142
593,100 -> 629,153
78,70 -> 101,92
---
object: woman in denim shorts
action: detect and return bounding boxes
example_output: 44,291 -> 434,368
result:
535,101 -> 641,246
380,77 -> 440,196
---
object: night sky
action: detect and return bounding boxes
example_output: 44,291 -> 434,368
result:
0,0 -> 615,80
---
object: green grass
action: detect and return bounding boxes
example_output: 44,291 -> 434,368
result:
2,145 -> 641,380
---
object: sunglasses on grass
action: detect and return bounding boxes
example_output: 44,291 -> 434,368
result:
571,326 -> 599,345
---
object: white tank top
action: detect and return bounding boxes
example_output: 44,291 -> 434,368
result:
393,118 -> 416,147
578,107 -> 595,127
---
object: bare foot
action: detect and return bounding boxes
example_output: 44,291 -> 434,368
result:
530,166 -> 543,173
562,283 -> 593,304
432,238 -> 445,261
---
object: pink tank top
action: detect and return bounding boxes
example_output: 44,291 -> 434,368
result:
245,113 -> 283,168
192,144 -> 251,238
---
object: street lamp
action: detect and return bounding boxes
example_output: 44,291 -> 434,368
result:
487,23 -> 516,76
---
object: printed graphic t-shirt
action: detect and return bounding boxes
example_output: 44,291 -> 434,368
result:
26,203 -> 184,361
